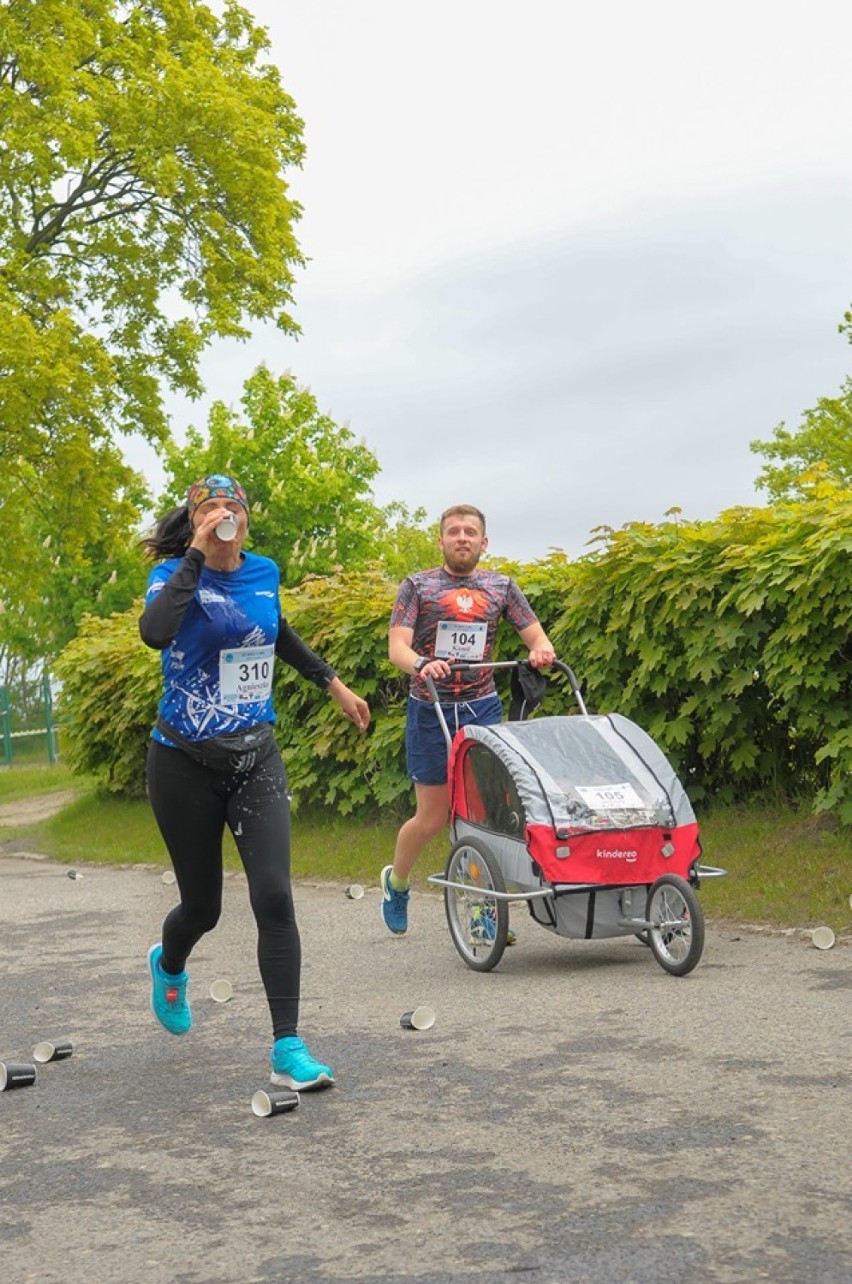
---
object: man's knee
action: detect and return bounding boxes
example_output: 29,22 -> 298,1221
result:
413,800 -> 449,839
415,816 -> 445,844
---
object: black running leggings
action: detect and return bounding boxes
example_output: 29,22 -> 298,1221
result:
146,739 -> 300,1040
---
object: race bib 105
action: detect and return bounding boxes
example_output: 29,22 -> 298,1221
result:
575,782 -> 645,812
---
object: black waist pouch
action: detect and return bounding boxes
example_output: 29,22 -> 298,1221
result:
156,716 -> 277,774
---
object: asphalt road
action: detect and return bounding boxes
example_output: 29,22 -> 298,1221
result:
1,853 -> 850,1284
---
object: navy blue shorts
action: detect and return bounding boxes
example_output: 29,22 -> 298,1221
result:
405,693 -> 503,786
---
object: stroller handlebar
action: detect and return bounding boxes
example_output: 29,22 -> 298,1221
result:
423,658 -> 588,753
442,656 -> 580,680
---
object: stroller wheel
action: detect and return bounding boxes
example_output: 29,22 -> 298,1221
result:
444,836 -> 509,973
645,874 -> 705,976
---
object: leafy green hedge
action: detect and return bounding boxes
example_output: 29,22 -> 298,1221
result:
55,492 -> 852,822
54,606 -> 162,797
543,496 -> 851,820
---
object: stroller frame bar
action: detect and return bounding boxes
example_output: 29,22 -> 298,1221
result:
426,873 -> 554,902
424,659 -> 588,752
427,874 -> 677,933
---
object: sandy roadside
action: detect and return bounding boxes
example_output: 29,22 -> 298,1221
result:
0,789 -> 76,827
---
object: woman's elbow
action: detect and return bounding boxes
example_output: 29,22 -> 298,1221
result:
138,618 -> 169,650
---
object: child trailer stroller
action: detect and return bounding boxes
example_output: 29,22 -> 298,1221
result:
426,661 -> 726,975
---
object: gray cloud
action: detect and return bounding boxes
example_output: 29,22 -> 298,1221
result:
277,184 -> 852,559
156,180 -> 851,563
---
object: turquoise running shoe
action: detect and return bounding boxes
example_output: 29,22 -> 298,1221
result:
379,864 -> 409,935
270,1036 -> 334,1090
147,943 -> 191,1035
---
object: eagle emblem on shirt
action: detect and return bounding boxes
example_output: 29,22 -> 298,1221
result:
439,587 -> 490,621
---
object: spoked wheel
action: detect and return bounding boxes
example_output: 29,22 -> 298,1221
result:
645,874 -> 705,976
444,836 -> 508,972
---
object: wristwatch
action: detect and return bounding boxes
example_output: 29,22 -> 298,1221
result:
413,655 -> 430,674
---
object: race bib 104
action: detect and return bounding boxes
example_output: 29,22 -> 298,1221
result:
434,620 -> 487,661
219,645 -> 274,705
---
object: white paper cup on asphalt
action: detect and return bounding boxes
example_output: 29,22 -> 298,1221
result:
0,1062 -> 36,1090
33,1040 -> 73,1064
345,883 -> 365,900
811,926 -> 835,950
251,1088 -> 299,1116
216,515 -> 238,541
161,870 -> 176,885
209,979 -> 232,1003
400,1005 -> 436,1031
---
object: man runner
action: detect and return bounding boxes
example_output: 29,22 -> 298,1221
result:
381,504 -> 554,935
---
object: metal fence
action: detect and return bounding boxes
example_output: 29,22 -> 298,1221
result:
0,671 -> 59,765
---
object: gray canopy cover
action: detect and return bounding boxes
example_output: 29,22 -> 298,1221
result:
455,714 -> 695,835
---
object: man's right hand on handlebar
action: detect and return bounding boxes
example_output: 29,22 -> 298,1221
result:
411,654 -> 452,679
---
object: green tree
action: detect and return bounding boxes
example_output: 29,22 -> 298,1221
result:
0,0 -> 305,458
1,444 -> 148,664
376,502 -> 441,580
161,365 -> 405,584
841,306 -> 852,346
0,0 -> 305,658
750,377 -> 852,501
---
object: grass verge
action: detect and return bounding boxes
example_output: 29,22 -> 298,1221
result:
0,762 -> 77,803
695,805 -> 850,932
0,778 -> 447,886
1,769 -> 850,932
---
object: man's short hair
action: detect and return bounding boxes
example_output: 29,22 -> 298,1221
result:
440,504 -> 487,534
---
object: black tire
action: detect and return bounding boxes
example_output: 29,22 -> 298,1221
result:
645,874 -> 705,977
443,836 -> 509,972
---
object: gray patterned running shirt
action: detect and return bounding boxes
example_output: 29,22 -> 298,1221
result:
390,566 -> 538,701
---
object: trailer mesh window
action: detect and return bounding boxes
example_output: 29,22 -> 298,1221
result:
463,743 -> 526,836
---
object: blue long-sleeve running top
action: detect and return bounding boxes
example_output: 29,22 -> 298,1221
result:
139,547 -> 336,744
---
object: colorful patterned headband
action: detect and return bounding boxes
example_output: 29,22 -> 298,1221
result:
186,474 -> 249,517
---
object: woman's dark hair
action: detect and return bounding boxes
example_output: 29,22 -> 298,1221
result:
141,506 -> 193,559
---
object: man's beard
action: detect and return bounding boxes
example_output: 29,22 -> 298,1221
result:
444,549 -> 480,575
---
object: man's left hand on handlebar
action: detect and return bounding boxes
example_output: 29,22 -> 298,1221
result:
527,647 -> 555,669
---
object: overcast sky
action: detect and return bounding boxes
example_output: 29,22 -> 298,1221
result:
144,0 -> 852,562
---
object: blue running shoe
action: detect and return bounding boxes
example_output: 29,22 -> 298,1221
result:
147,943 -> 191,1035
270,1036 -> 334,1090
379,864 -> 409,935
470,904 -> 496,942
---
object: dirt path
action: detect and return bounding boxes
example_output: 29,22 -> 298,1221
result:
0,790 -> 76,827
